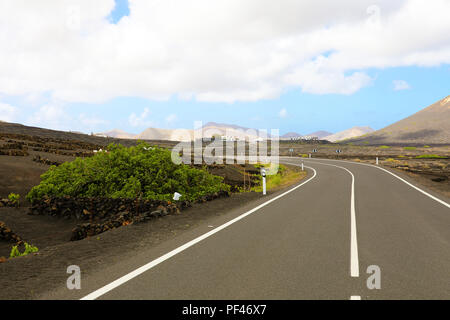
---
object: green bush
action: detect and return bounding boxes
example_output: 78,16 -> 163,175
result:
26,142 -> 229,203
10,242 -> 39,258
403,147 -> 417,150
8,193 -> 20,207
379,145 -> 390,149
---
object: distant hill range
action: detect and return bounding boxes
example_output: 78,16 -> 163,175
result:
99,122 -> 277,141
347,95 -> 450,145
323,126 -> 374,142
98,123 -> 337,142
281,132 -> 303,139
96,129 -> 137,139
307,131 -> 333,139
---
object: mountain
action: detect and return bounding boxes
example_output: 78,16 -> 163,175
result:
281,132 -> 303,138
323,126 -> 374,142
348,95 -> 450,145
202,122 -> 250,131
202,122 -> 272,139
306,131 -> 333,139
96,129 -> 136,139
137,128 -> 187,141
136,122 -> 274,141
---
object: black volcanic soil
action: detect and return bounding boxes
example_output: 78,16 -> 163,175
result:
0,127 -> 305,299
0,122 -> 448,299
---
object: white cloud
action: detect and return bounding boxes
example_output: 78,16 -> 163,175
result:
128,107 -> 152,127
27,104 -> 69,130
393,80 -> 411,91
26,103 -> 109,132
0,102 -> 17,122
279,108 -> 288,118
0,0 -> 449,103
165,113 -> 177,124
79,113 -> 109,128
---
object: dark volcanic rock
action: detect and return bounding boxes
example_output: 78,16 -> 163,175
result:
0,221 -> 22,243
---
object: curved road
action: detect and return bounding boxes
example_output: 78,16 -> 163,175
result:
48,157 -> 450,300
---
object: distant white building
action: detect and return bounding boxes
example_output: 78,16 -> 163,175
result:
94,133 -> 108,138
301,136 -> 318,141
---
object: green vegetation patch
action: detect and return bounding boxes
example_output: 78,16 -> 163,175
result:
379,145 -> 390,149
252,164 -> 305,192
10,242 -> 38,259
8,193 -> 20,207
27,142 -> 230,203
403,147 -> 417,150
415,154 -> 447,159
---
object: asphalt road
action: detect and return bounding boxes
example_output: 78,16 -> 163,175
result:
48,158 -> 450,300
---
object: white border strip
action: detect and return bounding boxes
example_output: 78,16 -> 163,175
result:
81,165 -> 317,300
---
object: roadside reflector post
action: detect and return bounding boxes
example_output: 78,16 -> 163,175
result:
302,162 -> 304,171
173,192 -> 182,201
376,157 -> 379,165
261,168 -> 267,195
309,153 -> 311,158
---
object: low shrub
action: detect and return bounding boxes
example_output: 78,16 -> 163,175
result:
27,142 -> 230,203
9,242 -> 38,259
7,193 -> 20,207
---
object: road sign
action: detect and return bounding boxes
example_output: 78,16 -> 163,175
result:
312,149 -> 318,153
336,149 -> 342,153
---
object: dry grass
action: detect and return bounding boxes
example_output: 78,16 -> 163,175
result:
252,164 -> 307,192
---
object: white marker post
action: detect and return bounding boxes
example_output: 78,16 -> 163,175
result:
301,162 -> 304,171
173,192 -> 182,201
376,157 -> 379,165
261,168 -> 267,195
309,153 -> 311,158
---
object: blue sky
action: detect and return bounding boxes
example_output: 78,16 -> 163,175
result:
1,0 -> 449,136
63,65 -> 450,135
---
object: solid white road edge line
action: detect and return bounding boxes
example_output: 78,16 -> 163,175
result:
283,157 -> 450,209
80,165 -> 317,300
288,161 -> 360,278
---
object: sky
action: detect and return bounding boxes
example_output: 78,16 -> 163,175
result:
0,0 -> 449,136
